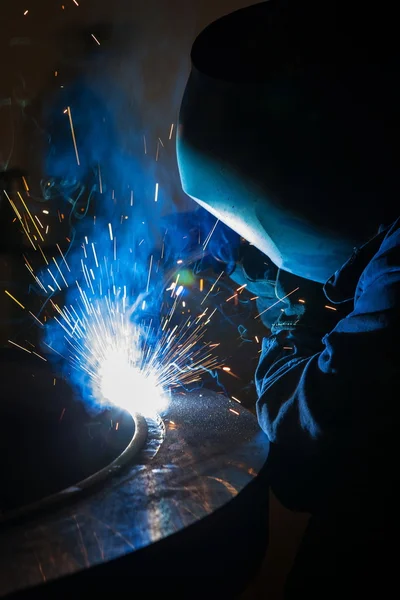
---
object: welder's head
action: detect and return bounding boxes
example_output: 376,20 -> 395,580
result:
177,0 -> 399,282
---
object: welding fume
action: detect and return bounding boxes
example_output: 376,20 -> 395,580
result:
177,0 -> 399,596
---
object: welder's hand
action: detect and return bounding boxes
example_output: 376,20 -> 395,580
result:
271,269 -> 344,337
269,269 -> 306,334
228,244 -> 283,329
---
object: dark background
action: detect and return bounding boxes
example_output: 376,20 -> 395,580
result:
1,0 -> 256,175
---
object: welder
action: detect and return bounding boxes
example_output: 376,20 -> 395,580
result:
177,1 -> 399,596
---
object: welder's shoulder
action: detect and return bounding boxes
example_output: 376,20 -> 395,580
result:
357,217 -> 400,296
376,217 -> 400,261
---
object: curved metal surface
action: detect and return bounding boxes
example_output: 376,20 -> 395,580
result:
0,349 -> 149,515
0,411 -> 148,524
0,390 -> 269,596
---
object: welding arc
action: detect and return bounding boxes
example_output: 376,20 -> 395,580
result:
0,412 -> 148,524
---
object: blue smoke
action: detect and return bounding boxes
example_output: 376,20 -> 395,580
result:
37,79 -> 240,411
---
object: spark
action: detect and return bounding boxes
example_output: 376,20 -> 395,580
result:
298,298 -> 306,304
6,179 -> 224,423
91,34 -> 101,45
5,191 -> 36,249
47,268 -> 62,292
5,290 -> 25,310
201,270 -> 224,305
325,305 -> 337,311
255,287 -> 300,319
8,340 -> 30,353
169,123 -> 174,139
226,293 -> 238,302
53,257 -> 69,287
38,245 -> 49,265
57,243 -> 70,272
154,182 -> 159,202
35,215 -> 44,229
45,288 -> 220,417
22,176 -> 29,191
229,408 -> 240,416
72,0 -> 79,5
203,218 -> 219,251
66,106 -> 80,166
146,255 -> 153,293
98,164 -> 103,194
222,366 -> 231,372
25,264 -> 46,291
29,311 -> 44,327
232,396 -> 241,403
92,243 -> 99,267
24,10 -> 29,16
17,192 -> 44,241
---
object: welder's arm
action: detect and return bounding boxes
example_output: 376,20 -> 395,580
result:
256,220 -> 400,447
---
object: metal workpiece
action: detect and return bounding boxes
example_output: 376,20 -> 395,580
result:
1,410 -> 149,524
0,354 -> 269,595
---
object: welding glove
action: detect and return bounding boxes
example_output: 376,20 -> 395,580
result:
271,268 -> 346,338
228,243 -> 281,328
230,246 -> 344,335
269,271 -> 305,333
228,243 -> 312,331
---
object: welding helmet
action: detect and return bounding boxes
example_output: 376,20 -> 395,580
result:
177,0 -> 399,283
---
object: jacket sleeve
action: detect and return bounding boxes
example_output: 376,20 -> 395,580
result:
256,219 -> 400,448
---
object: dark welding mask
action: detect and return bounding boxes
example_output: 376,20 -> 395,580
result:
177,1 -> 399,283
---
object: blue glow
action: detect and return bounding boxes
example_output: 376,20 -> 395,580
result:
36,81 -> 240,415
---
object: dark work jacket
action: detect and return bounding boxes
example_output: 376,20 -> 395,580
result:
256,217 -> 400,513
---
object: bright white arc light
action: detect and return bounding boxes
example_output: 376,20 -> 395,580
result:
98,349 -> 167,418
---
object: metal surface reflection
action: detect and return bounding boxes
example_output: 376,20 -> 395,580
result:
0,388 -> 268,595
